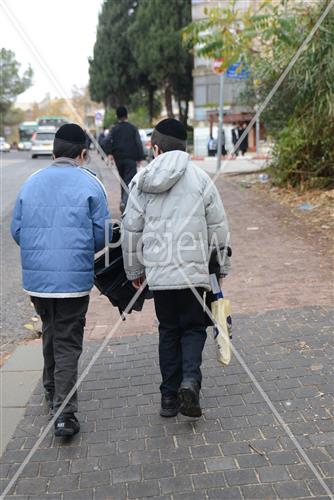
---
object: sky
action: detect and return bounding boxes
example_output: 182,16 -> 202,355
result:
1,0 -> 103,103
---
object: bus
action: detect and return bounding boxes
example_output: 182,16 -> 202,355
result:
37,116 -> 69,128
18,121 -> 38,150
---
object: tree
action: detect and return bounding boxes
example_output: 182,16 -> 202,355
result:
184,0 -> 334,188
0,48 -> 33,115
183,0 -> 271,72
128,0 -> 193,125
89,0 -> 140,109
263,1 -> 334,188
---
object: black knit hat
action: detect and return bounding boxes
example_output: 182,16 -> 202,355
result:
155,118 -> 187,141
55,123 -> 86,144
116,106 -> 128,119
151,118 -> 187,153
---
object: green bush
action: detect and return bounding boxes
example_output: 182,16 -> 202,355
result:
269,117 -> 334,189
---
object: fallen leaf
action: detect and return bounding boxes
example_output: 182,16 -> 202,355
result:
24,323 -> 35,331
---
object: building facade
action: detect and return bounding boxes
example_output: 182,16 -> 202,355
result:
191,0 -> 265,156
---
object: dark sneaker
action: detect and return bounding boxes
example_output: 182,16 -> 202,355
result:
44,391 -> 54,411
178,379 -> 202,418
54,414 -> 80,437
160,396 -> 178,418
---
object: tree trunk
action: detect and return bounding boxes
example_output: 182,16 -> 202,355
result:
183,100 -> 189,128
178,99 -> 189,128
178,99 -> 183,124
148,85 -> 155,125
164,83 -> 174,118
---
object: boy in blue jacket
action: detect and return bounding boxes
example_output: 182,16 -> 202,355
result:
11,124 -> 111,436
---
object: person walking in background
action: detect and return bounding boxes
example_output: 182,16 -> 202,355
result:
207,134 -> 217,157
103,106 -> 145,213
122,119 -> 230,419
231,122 -> 239,156
11,124 -> 111,437
221,128 -> 227,157
240,122 -> 249,156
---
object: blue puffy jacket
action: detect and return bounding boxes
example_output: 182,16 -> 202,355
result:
11,158 -> 111,297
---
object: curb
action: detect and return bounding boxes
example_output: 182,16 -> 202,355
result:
0,342 -> 43,455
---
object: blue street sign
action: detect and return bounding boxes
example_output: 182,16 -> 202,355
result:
226,62 -> 249,80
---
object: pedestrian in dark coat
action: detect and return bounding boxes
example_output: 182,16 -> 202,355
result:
221,129 -> 227,156
122,119 -> 231,419
207,134 -> 217,157
11,124 -> 111,437
240,122 -> 249,156
231,122 -> 239,156
103,106 -> 145,212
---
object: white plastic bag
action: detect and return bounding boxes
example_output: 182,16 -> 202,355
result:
211,297 -> 232,366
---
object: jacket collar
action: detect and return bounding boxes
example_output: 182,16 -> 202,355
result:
51,157 -> 80,168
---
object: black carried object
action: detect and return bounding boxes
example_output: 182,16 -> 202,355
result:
94,225 -> 150,316
205,245 -> 232,327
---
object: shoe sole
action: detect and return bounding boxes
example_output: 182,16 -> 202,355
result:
54,428 -> 79,437
160,408 -> 178,418
178,387 -> 202,418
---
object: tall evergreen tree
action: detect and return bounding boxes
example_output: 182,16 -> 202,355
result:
89,0 -> 139,109
128,0 -> 193,125
0,48 -> 33,115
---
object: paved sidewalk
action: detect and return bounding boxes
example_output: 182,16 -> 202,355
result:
195,157 -> 268,176
1,307 -> 333,499
1,155 -> 333,499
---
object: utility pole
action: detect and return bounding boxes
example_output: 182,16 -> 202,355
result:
256,115 -> 260,156
216,72 -> 225,172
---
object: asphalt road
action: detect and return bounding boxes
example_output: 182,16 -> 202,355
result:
0,150 -> 113,350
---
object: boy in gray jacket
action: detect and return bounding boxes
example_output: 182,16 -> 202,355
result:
122,119 -> 230,418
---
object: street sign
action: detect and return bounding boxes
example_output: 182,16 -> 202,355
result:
226,62 -> 249,80
94,111 -> 103,127
212,58 -> 225,75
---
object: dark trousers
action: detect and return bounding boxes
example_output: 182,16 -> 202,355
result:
115,158 -> 137,206
153,288 -> 207,398
31,296 -> 90,414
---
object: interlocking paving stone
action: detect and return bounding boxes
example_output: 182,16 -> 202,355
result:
274,479 -> 312,498
128,479 -> 161,498
257,465 -> 290,483
206,486 -> 243,499
241,483 -> 277,499
224,468 -> 259,487
1,306 -> 333,499
143,462 -> 174,480
205,456 -> 237,471
160,476 -> 193,494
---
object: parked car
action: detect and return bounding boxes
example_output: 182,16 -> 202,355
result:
139,128 -> 153,159
31,129 -> 56,158
0,137 -> 10,153
18,140 -> 32,151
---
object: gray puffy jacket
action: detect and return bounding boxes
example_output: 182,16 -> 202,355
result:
121,150 -> 230,291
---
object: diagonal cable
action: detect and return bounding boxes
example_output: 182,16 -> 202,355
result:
0,278 -> 148,499
0,0 -> 142,212
177,267 -> 334,499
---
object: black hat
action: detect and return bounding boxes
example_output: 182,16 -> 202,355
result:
55,123 -> 86,144
155,119 -> 187,141
116,106 -> 128,119
151,118 -> 187,153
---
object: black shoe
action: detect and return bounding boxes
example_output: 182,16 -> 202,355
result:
54,413 -> 80,437
178,379 -> 202,418
44,391 -> 54,411
160,396 -> 178,418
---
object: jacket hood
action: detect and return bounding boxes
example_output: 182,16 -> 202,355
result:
137,150 -> 189,194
